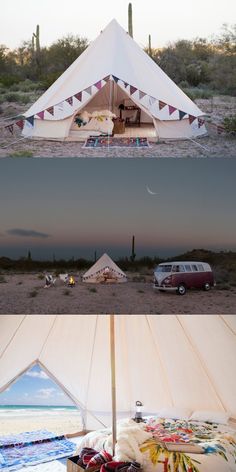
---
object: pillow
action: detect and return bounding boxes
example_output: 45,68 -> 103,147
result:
190,410 -> 230,424
155,407 -> 192,421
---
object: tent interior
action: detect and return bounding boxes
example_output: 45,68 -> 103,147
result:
0,314 -> 235,432
69,81 -> 156,141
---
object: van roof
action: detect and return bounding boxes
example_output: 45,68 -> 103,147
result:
159,261 -> 209,265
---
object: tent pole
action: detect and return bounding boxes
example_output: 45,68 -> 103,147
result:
110,314 -> 117,456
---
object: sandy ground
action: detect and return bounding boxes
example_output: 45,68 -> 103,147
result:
0,273 -> 236,314
0,413 -> 83,435
0,96 -> 235,158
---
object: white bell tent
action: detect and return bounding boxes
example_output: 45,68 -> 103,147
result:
0,315 -> 235,432
22,20 -> 206,140
82,253 -> 127,283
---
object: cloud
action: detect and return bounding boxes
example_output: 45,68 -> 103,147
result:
36,388 -> 56,399
25,371 -> 49,380
7,229 -> 50,239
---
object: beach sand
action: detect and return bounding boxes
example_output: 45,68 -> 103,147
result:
0,413 -> 83,436
0,272 -> 235,314
0,96 -> 235,158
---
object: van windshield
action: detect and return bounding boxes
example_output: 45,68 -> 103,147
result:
156,265 -> 172,273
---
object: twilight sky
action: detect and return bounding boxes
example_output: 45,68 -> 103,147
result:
0,159 -> 235,260
1,0 -> 235,49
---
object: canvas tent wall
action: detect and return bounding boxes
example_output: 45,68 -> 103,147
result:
0,315 -> 235,431
22,20 -> 206,140
82,253 -> 127,283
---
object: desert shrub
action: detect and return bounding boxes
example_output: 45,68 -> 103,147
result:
18,80 -> 41,92
29,290 -> 38,297
137,289 -> 144,294
223,115 -> 236,134
37,274 -> 45,280
63,289 -> 71,296
89,287 -> 97,293
10,151 -> 33,157
0,275 -> 7,283
9,83 -> 20,92
183,87 -> 215,100
132,275 -> 146,283
5,92 -> 21,102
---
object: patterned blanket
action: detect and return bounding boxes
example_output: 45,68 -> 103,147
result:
77,418 -> 236,472
0,429 -> 76,471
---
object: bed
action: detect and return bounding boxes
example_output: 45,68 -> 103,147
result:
73,110 -> 116,136
76,416 -> 236,472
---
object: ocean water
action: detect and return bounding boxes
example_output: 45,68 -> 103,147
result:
0,405 -> 80,419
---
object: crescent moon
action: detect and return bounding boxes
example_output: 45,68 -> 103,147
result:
146,185 -> 158,195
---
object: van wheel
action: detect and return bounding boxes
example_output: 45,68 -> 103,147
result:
203,282 -> 211,291
177,284 -> 186,295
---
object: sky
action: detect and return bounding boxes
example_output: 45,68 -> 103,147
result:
1,0 -> 235,50
0,364 -> 74,406
0,158 -> 236,260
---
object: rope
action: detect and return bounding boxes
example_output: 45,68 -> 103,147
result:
0,136 -> 30,149
0,315 -> 27,360
145,315 -> 174,406
176,315 -> 227,411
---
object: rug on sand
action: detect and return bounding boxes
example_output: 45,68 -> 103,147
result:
84,137 -> 150,148
0,430 -> 76,470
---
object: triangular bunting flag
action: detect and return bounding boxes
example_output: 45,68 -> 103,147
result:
139,91 -> 146,100
130,85 -> 137,95
85,86 -> 92,95
103,75 -> 111,82
149,96 -> 156,107
95,80 -> 102,90
168,105 -> 177,115
112,75 -> 119,83
179,110 -> 186,120
37,111 -> 45,120
6,124 -> 14,134
66,97 -> 73,106
46,106 -> 54,116
15,120 -> 24,130
26,115 -> 34,126
189,115 -> 197,125
198,118 -> 205,128
124,82 -> 129,88
74,92 -> 82,102
159,100 -> 167,110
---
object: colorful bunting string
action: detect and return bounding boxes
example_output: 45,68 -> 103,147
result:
3,73 -> 204,134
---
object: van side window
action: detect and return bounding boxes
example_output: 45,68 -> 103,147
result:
184,265 -> 192,272
197,264 -> 204,271
192,265 -> 199,271
172,265 -> 185,273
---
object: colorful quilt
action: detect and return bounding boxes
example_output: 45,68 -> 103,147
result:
0,429 -> 76,471
77,418 -> 236,472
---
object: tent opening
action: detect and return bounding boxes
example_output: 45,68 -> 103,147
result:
68,81 -> 156,141
0,362 -> 83,436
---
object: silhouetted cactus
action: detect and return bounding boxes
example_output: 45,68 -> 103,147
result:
130,235 -> 136,262
128,3 -> 133,38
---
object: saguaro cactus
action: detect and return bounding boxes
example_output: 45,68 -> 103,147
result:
128,3 -> 133,38
33,25 -> 40,54
148,34 -> 152,57
32,25 -> 41,68
130,235 -> 136,262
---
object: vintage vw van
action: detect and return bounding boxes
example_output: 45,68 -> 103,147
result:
154,261 -> 215,295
